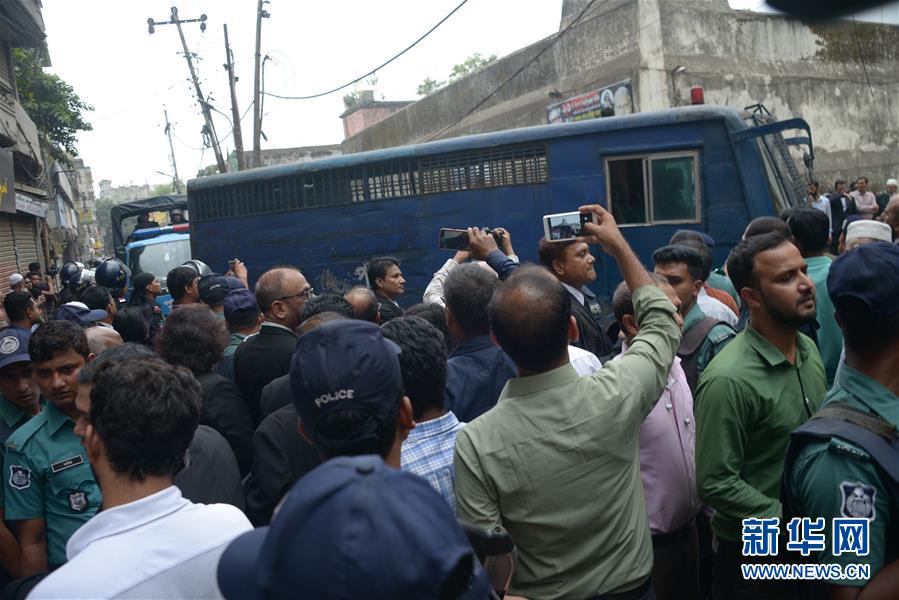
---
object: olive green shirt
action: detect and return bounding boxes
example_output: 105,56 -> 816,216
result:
683,302 -> 736,378
454,285 -> 680,599
695,324 -> 826,542
789,366 -> 898,587
4,402 -> 101,567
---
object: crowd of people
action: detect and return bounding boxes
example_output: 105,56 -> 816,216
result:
0,184 -> 896,599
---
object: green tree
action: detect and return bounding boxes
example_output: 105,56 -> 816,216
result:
150,180 -> 184,197
13,48 -> 93,166
448,53 -> 497,82
416,77 -> 445,96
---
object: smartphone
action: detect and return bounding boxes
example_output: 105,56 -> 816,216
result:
439,228 -> 470,250
542,211 -> 597,242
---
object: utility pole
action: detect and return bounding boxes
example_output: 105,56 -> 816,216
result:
223,24 -> 246,171
252,0 -> 270,168
163,109 -> 182,193
148,7 -> 228,174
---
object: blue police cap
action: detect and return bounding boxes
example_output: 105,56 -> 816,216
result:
198,274 -> 246,305
54,302 -> 108,329
290,320 -> 402,452
223,288 -> 259,319
828,242 -> 899,318
0,328 -> 31,370
216,455 -> 489,599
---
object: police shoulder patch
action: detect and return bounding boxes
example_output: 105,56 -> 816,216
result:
840,481 -> 876,520
9,465 -> 31,490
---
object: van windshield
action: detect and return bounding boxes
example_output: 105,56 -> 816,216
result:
128,239 -> 192,292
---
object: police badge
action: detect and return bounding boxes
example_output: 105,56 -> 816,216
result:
68,491 -> 88,512
9,465 -> 30,490
840,481 -> 876,520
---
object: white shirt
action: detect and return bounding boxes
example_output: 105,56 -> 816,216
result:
696,288 -> 738,328
569,345 -> 602,375
810,195 -> 832,231
29,486 -> 252,599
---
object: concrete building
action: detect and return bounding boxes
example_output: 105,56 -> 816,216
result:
342,0 -> 899,191
0,0 -> 51,283
72,158 -> 102,260
98,180 -> 153,204
225,145 -> 343,171
340,91 -> 413,139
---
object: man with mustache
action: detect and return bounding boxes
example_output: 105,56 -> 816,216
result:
3,321 -> 101,576
695,232 -> 827,599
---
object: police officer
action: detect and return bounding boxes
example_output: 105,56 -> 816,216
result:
3,321 -> 101,575
94,258 -> 130,308
784,243 -> 899,597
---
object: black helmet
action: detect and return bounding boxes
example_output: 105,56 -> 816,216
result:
182,260 -> 212,277
95,258 -> 130,290
68,268 -> 95,297
59,262 -> 82,285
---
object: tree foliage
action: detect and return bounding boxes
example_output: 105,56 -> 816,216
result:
417,53 -> 498,96
151,180 -> 184,197
13,48 -> 93,165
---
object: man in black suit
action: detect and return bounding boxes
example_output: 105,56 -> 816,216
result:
234,266 -> 311,426
538,237 -> 613,359
367,256 -> 405,322
828,179 -> 856,254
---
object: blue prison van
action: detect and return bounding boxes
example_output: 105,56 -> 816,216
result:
186,104 -> 813,302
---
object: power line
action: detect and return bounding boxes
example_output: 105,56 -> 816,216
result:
263,0 -> 471,100
423,0 -> 599,142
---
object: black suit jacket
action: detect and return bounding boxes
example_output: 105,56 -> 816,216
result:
374,292 -> 404,322
196,372 -> 254,477
234,324 -> 297,426
569,287 -> 613,359
174,425 -> 245,510
259,374 -> 292,422
244,404 -> 322,526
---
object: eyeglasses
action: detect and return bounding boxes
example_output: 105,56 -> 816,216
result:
276,288 -> 314,302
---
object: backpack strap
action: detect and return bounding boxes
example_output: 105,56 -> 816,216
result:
678,317 -> 723,356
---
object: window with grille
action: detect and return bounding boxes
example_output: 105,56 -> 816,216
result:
606,151 -> 701,226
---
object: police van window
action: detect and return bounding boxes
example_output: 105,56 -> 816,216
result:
129,239 -> 192,288
606,152 -> 700,225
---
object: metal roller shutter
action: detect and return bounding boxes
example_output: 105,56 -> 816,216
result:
10,214 -> 39,274
0,215 -> 16,285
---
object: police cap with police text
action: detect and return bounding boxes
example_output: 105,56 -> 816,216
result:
828,242 -> 899,318
290,320 -> 403,444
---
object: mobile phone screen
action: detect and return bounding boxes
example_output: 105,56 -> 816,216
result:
543,212 -> 594,242
439,228 -> 470,250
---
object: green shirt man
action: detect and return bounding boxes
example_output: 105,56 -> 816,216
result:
695,324 -> 827,542
4,402 -> 101,567
805,255 -> 842,386
787,366 -> 898,587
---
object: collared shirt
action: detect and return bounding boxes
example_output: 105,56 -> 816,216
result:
401,412 -> 464,511
29,486 -> 253,599
706,269 -> 740,309
810,195 -> 833,230
805,255 -> 842,385
454,285 -> 680,598
695,324 -> 826,542
0,395 -> 35,445
96,322 -> 115,330
697,288 -> 738,328
223,332 -> 248,359
561,282 -> 585,305
787,366 -> 898,587
260,321 -> 294,334
445,335 -> 517,422
614,342 -> 698,535
568,345 -> 602,375
850,190 -> 878,219
4,402 -> 102,566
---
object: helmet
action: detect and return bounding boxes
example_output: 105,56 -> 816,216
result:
59,262 -> 82,285
95,258 -> 130,290
69,268 -> 95,298
182,260 -> 212,277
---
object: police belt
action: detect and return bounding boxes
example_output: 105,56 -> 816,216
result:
651,520 -> 696,548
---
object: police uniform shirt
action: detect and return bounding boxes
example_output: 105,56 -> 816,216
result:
788,365 -> 898,587
4,402 -> 101,567
0,395 -> 42,510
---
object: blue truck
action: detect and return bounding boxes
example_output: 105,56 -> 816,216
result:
110,195 -> 190,314
185,104 -> 813,302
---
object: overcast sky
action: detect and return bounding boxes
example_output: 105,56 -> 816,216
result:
41,0 -> 899,192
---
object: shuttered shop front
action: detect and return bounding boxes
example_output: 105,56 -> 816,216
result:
0,215 -> 15,284
10,214 -> 39,273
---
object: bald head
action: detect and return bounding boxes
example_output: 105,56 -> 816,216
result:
254,266 -> 309,328
86,327 -> 123,357
489,266 -> 572,373
343,286 -> 380,323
